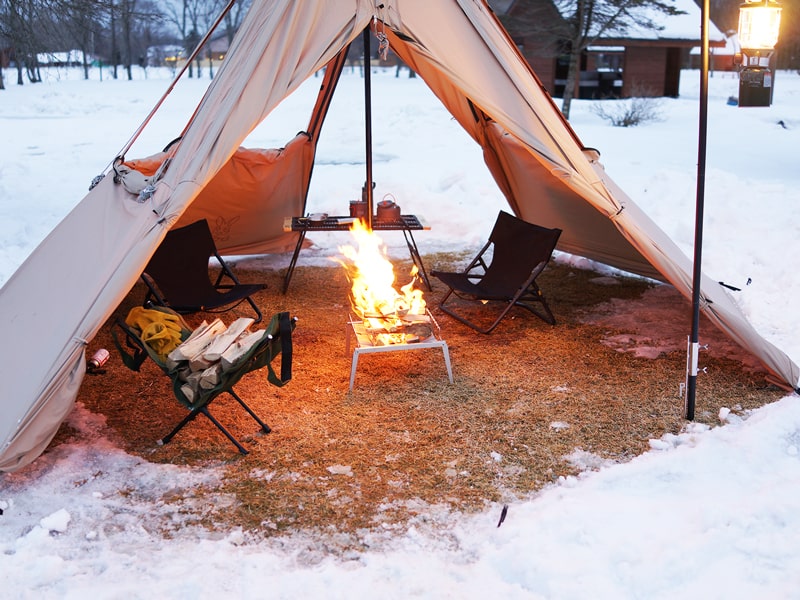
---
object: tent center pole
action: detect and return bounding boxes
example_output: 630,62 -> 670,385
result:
363,26 -> 374,231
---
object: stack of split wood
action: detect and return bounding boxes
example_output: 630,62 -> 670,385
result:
165,317 -> 268,404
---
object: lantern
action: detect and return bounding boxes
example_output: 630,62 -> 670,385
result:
738,0 -> 782,51
737,0 -> 782,106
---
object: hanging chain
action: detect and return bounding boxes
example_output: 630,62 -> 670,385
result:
374,16 -> 389,61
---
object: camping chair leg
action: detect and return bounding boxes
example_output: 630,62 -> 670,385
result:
159,404 -> 250,455
228,389 -> 271,434
515,284 -> 557,325
200,407 -> 249,455
437,286 -> 509,334
516,299 -> 556,325
160,407 -> 203,446
212,253 -> 264,324
245,297 -> 264,324
437,299 -> 511,334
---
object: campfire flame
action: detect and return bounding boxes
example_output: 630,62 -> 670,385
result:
336,219 -> 426,331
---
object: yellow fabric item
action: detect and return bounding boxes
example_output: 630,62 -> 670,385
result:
125,307 -> 184,361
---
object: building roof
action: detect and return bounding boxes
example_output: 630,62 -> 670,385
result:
601,0 -> 724,43
490,0 -> 725,44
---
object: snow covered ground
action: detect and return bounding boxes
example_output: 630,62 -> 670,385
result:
1,65 -> 799,598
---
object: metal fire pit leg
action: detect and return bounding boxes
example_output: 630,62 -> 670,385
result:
346,313 -> 454,392
442,342 -> 454,384
349,348 -> 361,392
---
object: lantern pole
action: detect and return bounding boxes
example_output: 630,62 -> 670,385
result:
685,0 -> 710,420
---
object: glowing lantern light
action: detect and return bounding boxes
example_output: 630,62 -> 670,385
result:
738,0 -> 782,51
736,0 -> 782,107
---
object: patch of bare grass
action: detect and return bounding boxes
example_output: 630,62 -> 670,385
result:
72,256 -> 785,551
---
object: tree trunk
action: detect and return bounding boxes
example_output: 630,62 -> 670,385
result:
124,2 -> 133,81
83,55 -> 90,80
560,46 -> 581,120
111,2 -> 118,79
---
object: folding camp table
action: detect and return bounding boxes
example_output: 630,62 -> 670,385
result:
282,214 -> 431,293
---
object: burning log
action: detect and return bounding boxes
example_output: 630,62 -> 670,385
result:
336,219 -> 427,333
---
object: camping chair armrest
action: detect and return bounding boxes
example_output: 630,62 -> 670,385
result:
212,250 -> 243,288
462,240 -> 492,275
111,318 -> 149,372
463,257 -> 489,280
141,272 -> 167,308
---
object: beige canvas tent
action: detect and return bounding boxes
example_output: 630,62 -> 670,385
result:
1,0 -> 798,472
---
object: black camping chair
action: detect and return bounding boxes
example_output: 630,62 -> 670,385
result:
431,211 -> 562,333
113,306 -> 296,454
142,219 -> 267,323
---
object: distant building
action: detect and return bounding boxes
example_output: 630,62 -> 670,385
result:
147,33 -> 230,69
490,0 -> 726,98
36,50 -> 89,67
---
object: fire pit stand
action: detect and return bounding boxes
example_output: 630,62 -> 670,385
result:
345,311 -> 453,392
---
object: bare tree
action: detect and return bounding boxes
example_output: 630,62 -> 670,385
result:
221,0 -> 249,44
58,0 -> 106,79
163,0 -> 221,78
106,0 -> 163,79
161,0 -> 250,79
558,0 -> 685,118
0,0 -> 43,85
0,0 -> 172,88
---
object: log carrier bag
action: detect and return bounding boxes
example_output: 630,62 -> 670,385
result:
113,305 -> 295,454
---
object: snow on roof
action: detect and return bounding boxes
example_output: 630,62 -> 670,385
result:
555,0 -> 726,43
620,0 -> 725,41
690,33 -> 738,55
587,45 -> 625,52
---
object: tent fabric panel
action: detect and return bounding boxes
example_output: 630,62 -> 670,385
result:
153,1 -> 373,229
600,176 -> 800,389
126,137 -> 316,256
382,0 -> 616,208
174,137 -> 315,255
478,123 -> 663,280
0,347 -> 84,472
1,0 -> 797,472
0,176 -> 170,470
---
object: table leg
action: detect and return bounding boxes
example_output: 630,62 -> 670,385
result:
283,229 -> 307,294
402,228 -> 431,291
